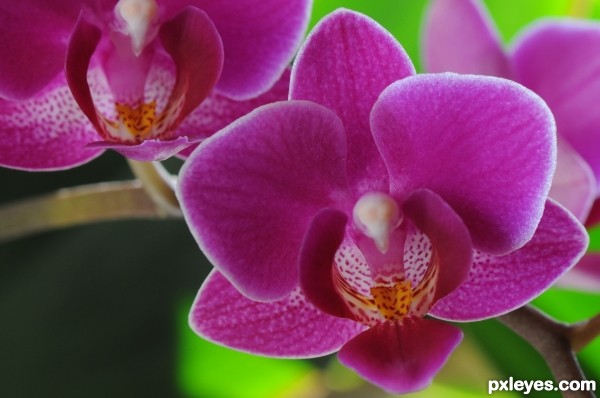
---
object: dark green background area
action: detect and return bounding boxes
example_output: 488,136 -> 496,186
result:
0,154 -> 211,397
1,1 -> 599,397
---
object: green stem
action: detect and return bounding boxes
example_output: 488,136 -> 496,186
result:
0,180 -> 180,242
127,160 -> 181,217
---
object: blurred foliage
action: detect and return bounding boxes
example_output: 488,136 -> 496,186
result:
177,304 -> 324,398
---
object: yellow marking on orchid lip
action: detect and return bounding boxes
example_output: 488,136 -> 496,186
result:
115,101 -> 157,138
370,280 -> 413,321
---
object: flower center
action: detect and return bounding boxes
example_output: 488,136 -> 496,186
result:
352,192 -> 401,254
332,192 -> 440,326
115,0 -> 159,56
115,101 -> 157,138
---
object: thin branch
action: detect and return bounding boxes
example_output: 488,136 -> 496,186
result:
127,160 -> 181,217
570,312 -> 600,352
498,306 -> 595,398
0,180 -> 180,242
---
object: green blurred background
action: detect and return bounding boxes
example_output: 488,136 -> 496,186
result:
1,1 -> 599,397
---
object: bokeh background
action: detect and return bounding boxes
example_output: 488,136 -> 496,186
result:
1,1 -> 599,397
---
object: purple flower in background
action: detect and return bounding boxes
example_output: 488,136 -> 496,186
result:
424,0 -> 600,289
178,10 -> 588,393
0,0 -> 310,169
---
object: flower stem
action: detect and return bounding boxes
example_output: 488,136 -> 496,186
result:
570,312 -> 600,352
127,160 -> 181,216
0,180 -> 180,242
498,306 -> 595,398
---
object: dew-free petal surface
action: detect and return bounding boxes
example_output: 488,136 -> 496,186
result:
423,0 -> 510,77
549,138 -> 595,222
299,208 -> 354,319
178,101 -> 351,301
158,7 -> 223,125
556,253 -> 600,292
87,136 -> 196,162
372,74 -> 555,255
185,0 -> 310,100
0,1 -> 88,99
291,9 -> 415,194
65,15 -> 103,131
0,73 -> 102,170
431,200 -> 588,321
190,271 -> 364,357
402,189 -> 473,302
177,69 -> 290,158
338,318 -> 462,394
512,20 -> 600,189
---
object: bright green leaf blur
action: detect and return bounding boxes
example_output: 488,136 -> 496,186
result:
177,303 -> 322,398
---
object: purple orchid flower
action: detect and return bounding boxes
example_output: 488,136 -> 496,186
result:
424,0 -> 600,290
177,10 -> 588,394
0,0 -> 310,169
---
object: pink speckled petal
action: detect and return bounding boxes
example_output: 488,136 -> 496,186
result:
512,20 -> 600,189
0,73 -> 102,171
0,1 -> 87,99
372,74 -> 555,255
299,208 -> 355,319
338,318 -> 463,394
177,69 -> 290,158
403,189 -> 473,302
87,136 -> 197,162
291,9 -> 415,194
556,253 -> 600,292
190,270 -> 365,357
187,0 -> 310,100
178,101 -> 351,301
430,200 -> 588,321
423,0 -> 510,77
549,138 -> 595,222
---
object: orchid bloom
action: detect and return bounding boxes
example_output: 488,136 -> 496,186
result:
424,0 -> 600,289
177,10 -> 588,393
0,0 -> 310,169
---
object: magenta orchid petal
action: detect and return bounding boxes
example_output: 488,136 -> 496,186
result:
158,6 -> 223,125
423,0 -> 510,77
586,199 -> 600,228
191,271 -> 365,358
512,20 -> 600,188
402,189 -> 473,302
371,74 -> 556,255
0,1 -> 87,100
290,9 -> 415,194
549,138 -> 596,222
178,101 -> 351,301
0,73 -> 103,170
299,208 -> 355,319
430,200 -> 588,322
87,136 -> 197,162
556,253 -> 600,292
338,318 -> 463,394
188,0 -> 311,100
177,69 -> 291,158
65,14 -> 103,132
